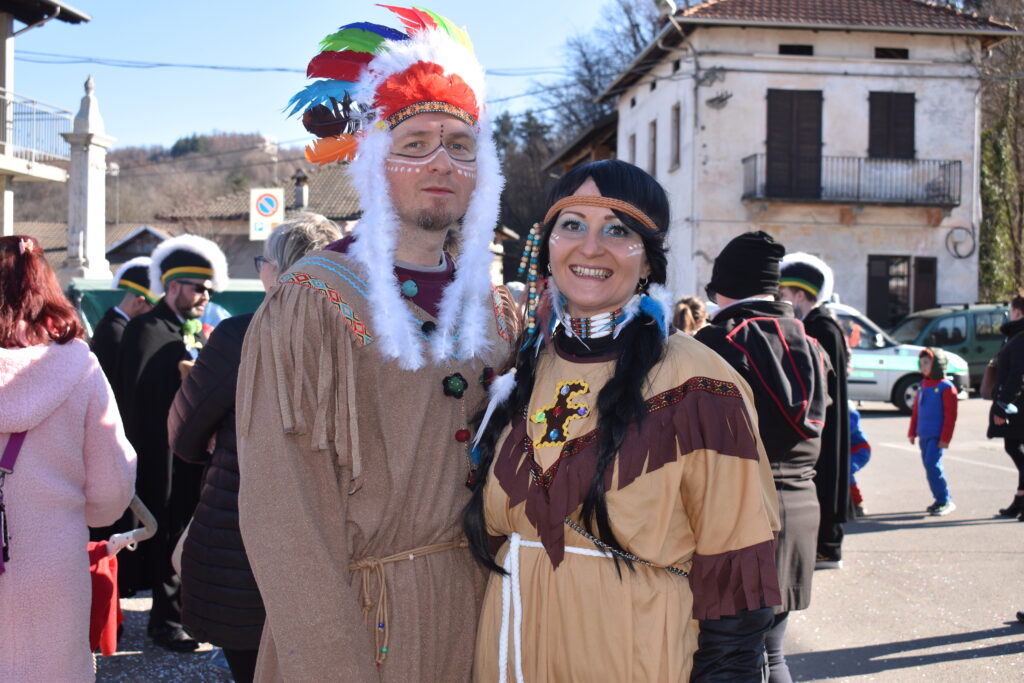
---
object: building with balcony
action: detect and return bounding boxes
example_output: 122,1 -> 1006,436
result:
598,0 -> 1018,325
0,1 -> 90,235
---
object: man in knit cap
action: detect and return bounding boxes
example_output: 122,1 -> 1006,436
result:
696,230 -> 829,682
116,234 -> 229,651
90,257 -> 157,389
780,253 -> 851,569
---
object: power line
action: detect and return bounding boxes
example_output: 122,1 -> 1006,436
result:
14,50 -> 568,78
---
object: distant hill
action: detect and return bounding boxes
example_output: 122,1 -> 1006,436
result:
14,131 -> 316,224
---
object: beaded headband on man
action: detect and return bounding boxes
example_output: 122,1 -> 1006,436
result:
542,196 -> 662,234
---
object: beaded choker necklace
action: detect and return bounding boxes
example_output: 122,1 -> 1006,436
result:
560,307 -> 624,340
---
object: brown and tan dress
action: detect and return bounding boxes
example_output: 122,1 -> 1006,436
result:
236,249 -> 516,682
474,332 -> 781,682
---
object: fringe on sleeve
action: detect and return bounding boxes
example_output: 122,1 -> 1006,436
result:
238,282 -> 364,491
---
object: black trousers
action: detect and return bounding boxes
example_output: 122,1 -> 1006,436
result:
1004,439 -> 1024,491
816,510 -> 844,560
148,572 -> 183,631
223,648 -> 259,683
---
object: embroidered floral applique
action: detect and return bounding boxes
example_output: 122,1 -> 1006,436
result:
530,380 -> 590,448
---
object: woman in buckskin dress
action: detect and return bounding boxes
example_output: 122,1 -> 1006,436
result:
463,160 -> 783,682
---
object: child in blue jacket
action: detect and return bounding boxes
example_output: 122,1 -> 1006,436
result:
849,404 -> 871,516
908,348 -> 958,515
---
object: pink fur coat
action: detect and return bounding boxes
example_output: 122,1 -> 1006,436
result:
0,339 -> 136,682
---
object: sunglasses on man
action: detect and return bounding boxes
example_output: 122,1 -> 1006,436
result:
178,280 -> 213,296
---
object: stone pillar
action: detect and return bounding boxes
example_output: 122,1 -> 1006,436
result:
59,76 -> 114,285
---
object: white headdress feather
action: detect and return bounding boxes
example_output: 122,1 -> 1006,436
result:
148,234 -> 230,297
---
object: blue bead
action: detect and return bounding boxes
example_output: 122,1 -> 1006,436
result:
549,429 -> 559,440
378,622 -> 385,628
401,279 -> 419,297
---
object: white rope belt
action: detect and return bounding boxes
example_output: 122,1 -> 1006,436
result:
498,533 -> 611,683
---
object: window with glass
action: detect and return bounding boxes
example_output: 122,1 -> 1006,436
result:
975,311 -> 1008,340
926,315 -> 968,347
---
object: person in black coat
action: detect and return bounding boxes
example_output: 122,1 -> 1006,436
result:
780,253 -> 851,568
89,257 -> 158,548
90,257 -> 157,388
697,231 -> 829,683
987,293 -> 1024,520
168,215 -> 340,682
116,235 -> 229,651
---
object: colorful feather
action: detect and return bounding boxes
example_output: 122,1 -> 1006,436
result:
319,23 -> 406,54
305,134 -> 360,165
416,7 -> 473,51
307,50 -> 374,80
284,79 -> 354,118
377,4 -> 437,34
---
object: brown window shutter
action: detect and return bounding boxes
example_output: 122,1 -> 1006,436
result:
868,92 -> 890,158
891,93 -> 915,159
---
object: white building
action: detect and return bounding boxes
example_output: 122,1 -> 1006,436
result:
598,0 -> 1017,327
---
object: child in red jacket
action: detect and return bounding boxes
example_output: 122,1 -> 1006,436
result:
908,348 -> 958,516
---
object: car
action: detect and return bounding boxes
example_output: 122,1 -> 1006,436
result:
888,304 -> 1008,388
826,302 -> 970,414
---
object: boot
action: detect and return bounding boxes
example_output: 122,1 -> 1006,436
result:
999,494 -> 1024,517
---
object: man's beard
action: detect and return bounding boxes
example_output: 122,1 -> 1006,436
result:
414,208 -> 459,232
174,292 -> 205,320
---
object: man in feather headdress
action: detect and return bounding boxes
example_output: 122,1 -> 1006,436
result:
116,234 -> 229,651
236,7 -> 516,681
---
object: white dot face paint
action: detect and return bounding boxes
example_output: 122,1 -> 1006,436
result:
386,146 -> 476,179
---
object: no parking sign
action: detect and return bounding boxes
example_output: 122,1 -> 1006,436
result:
249,188 -> 285,241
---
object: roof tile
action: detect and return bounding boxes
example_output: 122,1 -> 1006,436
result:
680,0 -> 1017,33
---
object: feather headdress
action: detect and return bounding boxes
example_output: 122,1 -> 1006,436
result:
286,6 -> 503,369
288,4 -> 482,166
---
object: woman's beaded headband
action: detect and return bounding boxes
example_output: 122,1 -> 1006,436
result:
543,196 -> 661,234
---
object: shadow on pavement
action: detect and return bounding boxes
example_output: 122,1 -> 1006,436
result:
845,512 -> 1020,535
790,625 -> 1024,680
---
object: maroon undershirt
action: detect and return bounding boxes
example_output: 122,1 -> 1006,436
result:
324,235 -> 454,319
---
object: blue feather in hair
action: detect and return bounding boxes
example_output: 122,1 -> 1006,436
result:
639,294 -> 669,337
284,79 -> 355,118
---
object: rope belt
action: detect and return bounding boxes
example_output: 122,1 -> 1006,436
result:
498,534 -> 610,683
349,538 -> 467,667
497,527 -> 689,683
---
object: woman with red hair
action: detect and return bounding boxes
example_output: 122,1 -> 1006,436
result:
0,236 -> 136,681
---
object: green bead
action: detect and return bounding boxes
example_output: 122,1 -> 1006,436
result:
380,647 -> 388,653
401,279 -> 419,297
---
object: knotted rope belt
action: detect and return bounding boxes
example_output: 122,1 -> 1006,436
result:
349,538 -> 467,667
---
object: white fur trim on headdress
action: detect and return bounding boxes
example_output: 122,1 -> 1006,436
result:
111,256 -> 152,290
345,30 -> 503,369
148,234 -> 230,297
781,252 -> 834,307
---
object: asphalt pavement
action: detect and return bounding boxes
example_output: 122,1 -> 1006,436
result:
94,397 -> 1022,682
787,397 -> 1024,681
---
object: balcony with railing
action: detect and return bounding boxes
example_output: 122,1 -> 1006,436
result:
741,154 -> 962,208
0,87 -> 73,179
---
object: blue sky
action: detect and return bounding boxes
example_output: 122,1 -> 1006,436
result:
12,1 -> 606,149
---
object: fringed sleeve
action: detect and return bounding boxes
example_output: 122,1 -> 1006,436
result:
681,369 -> 782,621
236,283 -> 377,682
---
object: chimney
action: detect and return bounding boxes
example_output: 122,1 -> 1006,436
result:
292,168 -> 309,210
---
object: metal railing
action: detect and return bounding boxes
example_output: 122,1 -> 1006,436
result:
741,154 -> 962,207
0,87 -> 73,164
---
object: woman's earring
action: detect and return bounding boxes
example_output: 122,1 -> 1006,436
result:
636,277 -> 649,293
546,263 -> 552,275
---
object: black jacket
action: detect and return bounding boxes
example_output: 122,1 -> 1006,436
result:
115,298 -> 206,591
803,306 -> 851,523
697,299 -> 829,613
90,307 -> 128,390
168,313 -> 264,650
988,317 -> 1024,439
697,300 -> 828,462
